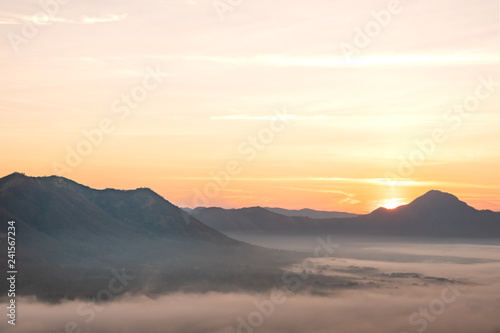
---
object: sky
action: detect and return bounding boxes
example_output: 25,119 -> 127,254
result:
0,0 -> 499,213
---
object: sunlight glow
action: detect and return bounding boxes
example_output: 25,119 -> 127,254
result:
380,198 -> 407,209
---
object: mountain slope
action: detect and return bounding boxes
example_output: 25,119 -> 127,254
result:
189,206 -> 326,233
0,173 -> 300,300
363,190 -> 500,237
264,207 -> 357,219
192,190 -> 500,238
0,172 -> 231,242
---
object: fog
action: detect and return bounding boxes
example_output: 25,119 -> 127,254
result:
2,240 -> 499,333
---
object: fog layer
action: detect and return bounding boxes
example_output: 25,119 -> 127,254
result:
2,241 -> 499,333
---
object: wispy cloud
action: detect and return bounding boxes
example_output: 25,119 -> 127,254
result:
162,176 -> 499,190
0,18 -> 17,25
1,13 -> 127,25
211,114 -> 330,121
81,14 -> 128,24
278,186 -> 360,205
147,54 -> 499,68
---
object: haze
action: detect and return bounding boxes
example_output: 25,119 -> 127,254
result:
2,241 -> 499,333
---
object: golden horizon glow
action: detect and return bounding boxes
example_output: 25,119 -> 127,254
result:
0,0 -> 498,214
379,198 -> 407,210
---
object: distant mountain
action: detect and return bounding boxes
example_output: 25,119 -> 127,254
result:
184,206 -> 357,219
264,207 -> 357,219
0,173 -> 299,300
181,206 -> 207,215
182,207 -> 358,219
193,190 -> 500,238
1,173 -> 498,302
189,206 -> 326,234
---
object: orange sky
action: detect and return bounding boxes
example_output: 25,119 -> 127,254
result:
0,0 -> 499,213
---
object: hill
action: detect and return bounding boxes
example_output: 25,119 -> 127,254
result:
0,173 -> 300,301
264,207 -> 357,219
192,190 -> 500,238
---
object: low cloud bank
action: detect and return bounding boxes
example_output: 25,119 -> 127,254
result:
2,242 -> 499,333
1,282 -> 499,333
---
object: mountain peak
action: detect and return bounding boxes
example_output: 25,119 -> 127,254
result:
0,173 -> 235,243
7,171 -> 26,177
421,189 -> 458,198
388,189 -> 476,220
409,190 -> 462,207
3,172 -> 27,181
0,172 -> 29,187
369,190 -> 469,216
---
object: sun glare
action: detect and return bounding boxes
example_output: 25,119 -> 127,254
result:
380,198 -> 406,209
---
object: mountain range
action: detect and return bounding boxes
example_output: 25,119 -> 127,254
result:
190,190 -> 500,238
264,207 -> 358,219
0,172 -> 499,301
183,207 -> 358,219
0,173 -> 298,300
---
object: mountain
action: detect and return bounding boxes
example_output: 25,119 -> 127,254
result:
192,190 -> 500,238
0,173 -> 300,300
0,172 -> 232,243
189,206 -> 307,233
264,207 -> 357,219
185,207 -> 357,219
1,173 -> 498,302
188,206 -> 329,234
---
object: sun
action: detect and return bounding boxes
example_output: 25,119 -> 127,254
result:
380,198 -> 406,209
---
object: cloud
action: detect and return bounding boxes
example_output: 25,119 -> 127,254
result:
278,186 -> 360,205
210,114 -> 330,121
0,18 -> 18,25
81,14 -> 128,24
2,285 -> 499,333
147,54 -> 499,69
1,13 -> 127,25
1,242 -> 499,333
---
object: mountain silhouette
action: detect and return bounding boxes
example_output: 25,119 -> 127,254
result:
264,207 -> 358,219
0,173 -> 299,300
189,206 -> 327,234
1,172 -> 498,303
0,172 -> 231,243
193,190 -> 500,238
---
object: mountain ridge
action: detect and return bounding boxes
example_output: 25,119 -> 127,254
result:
0,172 -> 304,300
0,172 -> 231,242
191,190 -> 500,238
